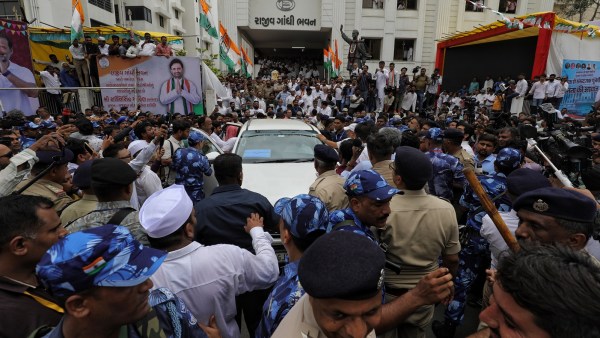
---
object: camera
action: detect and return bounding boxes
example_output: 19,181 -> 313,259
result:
412,66 -> 421,74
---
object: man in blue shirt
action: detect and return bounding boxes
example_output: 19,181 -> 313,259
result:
256,194 -> 329,338
424,128 -> 465,201
194,153 -> 279,338
473,133 -> 497,175
172,130 -> 213,204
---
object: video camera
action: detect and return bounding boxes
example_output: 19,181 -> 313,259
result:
412,66 -> 421,74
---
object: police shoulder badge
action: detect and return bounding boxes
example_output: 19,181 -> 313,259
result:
533,199 -> 549,212
377,268 -> 385,290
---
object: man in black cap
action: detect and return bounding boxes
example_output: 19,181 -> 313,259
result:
309,144 -> 348,212
14,148 -> 75,214
66,158 -> 148,245
443,128 -> 474,172
513,187 -> 599,252
59,160 -> 98,225
272,231 -> 385,337
381,146 -> 460,338
0,195 -> 67,338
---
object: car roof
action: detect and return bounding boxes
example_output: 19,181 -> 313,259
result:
241,119 -> 319,132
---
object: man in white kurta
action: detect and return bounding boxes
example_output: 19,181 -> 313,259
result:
159,58 -> 202,115
373,61 -> 389,113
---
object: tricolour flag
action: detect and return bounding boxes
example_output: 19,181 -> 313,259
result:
323,47 -> 332,76
240,47 -> 253,78
219,22 -> 241,73
71,0 -> 84,41
328,45 -> 337,77
333,40 -> 343,77
199,0 -> 219,39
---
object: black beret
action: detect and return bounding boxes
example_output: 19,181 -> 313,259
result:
582,166 -> 600,191
394,146 -> 432,188
513,187 -> 597,223
506,168 -> 551,197
73,160 -> 93,189
592,134 -> 600,142
443,128 -> 464,141
298,231 -> 385,300
314,144 -> 338,163
36,149 -> 74,165
91,158 -> 137,187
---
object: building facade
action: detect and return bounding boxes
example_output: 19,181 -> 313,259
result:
16,0 -> 554,75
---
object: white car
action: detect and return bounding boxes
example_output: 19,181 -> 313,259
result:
232,119 -> 322,204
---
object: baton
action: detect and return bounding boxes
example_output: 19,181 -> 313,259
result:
526,138 -> 573,188
463,168 -> 520,253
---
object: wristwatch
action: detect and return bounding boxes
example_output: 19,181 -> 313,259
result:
2,70 -> 11,77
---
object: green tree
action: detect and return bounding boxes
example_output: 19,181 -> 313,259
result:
556,0 -> 600,22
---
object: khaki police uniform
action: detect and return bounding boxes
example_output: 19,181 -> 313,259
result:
379,189 -> 461,338
453,148 -> 475,172
14,178 -> 74,213
60,194 -> 99,225
272,294 -> 376,338
372,160 -> 395,187
309,170 -> 349,212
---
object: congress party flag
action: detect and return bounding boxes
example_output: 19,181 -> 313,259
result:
199,0 -> 219,39
71,0 -> 84,41
219,22 -> 241,73
333,40 -> 342,77
323,47 -> 332,75
241,47 -> 253,78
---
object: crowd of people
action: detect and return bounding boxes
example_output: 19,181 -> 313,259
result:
1,55 -> 600,338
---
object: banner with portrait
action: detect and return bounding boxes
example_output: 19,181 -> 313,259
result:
0,19 -> 38,116
97,56 -> 203,115
560,59 -> 600,116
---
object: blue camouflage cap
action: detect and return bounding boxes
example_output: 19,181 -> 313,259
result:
40,121 -> 57,129
116,116 -> 128,124
274,194 -> 329,239
105,118 -> 116,125
426,127 -> 443,142
344,169 -> 401,201
36,225 -> 166,298
187,130 -> 207,146
25,121 -> 41,129
91,121 -> 100,128
496,147 -> 522,169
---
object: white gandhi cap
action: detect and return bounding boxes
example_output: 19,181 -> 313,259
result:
139,184 -> 193,238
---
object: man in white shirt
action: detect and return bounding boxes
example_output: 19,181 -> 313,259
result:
69,38 -> 90,87
373,61 -> 389,113
142,185 -> 278,338
125,39 -> 140,58
35,66 -> 62,114
482,76 -> 494,92
511,73 -> 529,115
161,119 -> 190,185
97,36 -> 110,56
139,33 -> 157,56
402,86 -> 417,113
555,76 -> 569,108
545,74 -> 560,107
128,140 -> 162,206
528,74 -> 547,114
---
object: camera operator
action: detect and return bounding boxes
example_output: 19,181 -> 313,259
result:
3,133 -> 66,197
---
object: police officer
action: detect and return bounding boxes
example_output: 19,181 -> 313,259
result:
433,147 -> 522,338
424,128 -> 465,201
14,149 -> 75,214
172,130 -> 213,204
327,169 -> 400,242
272,231 -> 385,338
309,144 -> 348,212
443,128 -> 475,172
256,194 -> 329,338
382,146 -> 460,338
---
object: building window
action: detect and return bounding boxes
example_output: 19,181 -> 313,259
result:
174,9 -> 179,19
114,4 -> 120,24
397,0 -> 417,10
363,38 -> 382,60
89,0 -> 113,12
362,0 -> 383,9
499,0 -> 517,14
125,6 -> 152,23
90,19 -> 108,27
465,0 -> 485,12
159,15 -> 165,27
0,1 -> 20,17
394,39 -> 415,61
175,30 -> 182,36
196,17 -> 199,23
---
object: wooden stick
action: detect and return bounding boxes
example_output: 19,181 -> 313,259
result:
463,168 -> 520,252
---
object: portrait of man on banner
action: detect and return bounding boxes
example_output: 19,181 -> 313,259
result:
0,33 -> 38,116
159,58 -> 202,115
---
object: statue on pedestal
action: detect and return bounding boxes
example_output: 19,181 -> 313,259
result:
340,25 -> 371,72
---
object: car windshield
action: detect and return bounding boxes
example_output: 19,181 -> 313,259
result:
236,130 -> 320,163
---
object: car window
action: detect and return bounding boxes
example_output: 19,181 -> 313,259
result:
202,140 -> 220,155
236,130 -> 320,163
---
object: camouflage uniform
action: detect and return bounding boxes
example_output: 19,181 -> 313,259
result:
20,136 -> 36,149
255,261 -> 302,338
66,200 -> 149,245
444,173 -> 510,325
14,178 -> 74,213
426,148 -> 466,201
327,208 -> 378,243
171,147 -> 213,204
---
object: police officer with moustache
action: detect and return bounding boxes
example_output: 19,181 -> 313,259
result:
309,145 -> 348,212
